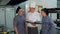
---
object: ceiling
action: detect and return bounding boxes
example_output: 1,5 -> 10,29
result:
0,0 -> 10,5
57,0 -> 60,1
7,0 -> 27,6
0,0 -> 27,6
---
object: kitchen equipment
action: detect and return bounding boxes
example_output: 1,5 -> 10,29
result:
0,26 -> 4,32
3,32 -> 7,34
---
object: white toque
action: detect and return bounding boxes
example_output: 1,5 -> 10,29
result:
30,1 -> 36,8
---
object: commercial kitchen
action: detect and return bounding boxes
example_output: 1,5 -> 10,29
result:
0,0 -> 60,34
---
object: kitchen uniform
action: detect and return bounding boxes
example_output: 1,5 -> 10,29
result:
26,11 -> 41,34
13,15 -> 25,34
41,16 -> 56,34
26,1 -> 42,34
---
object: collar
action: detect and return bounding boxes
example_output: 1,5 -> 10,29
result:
43,16 -> 48,18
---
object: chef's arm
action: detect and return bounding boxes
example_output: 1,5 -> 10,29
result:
25,21 -> 31,23
14,26 -> 18,34
24,18 -> 30,23
35,21 -> 42,24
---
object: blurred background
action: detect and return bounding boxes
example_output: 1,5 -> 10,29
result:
0,0 -> 60,34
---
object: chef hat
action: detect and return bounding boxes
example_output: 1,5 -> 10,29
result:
30,1 -> 36,8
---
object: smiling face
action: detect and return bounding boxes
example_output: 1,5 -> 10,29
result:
18,9 -> 23,16
29,7 -> 35,12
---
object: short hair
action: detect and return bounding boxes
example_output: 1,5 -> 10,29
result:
41,8 -> 49,15
16,7 -> 21,13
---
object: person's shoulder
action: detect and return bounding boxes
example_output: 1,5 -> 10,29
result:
22,15 -> 25,18
47,16 -> 52,20
14,15 -> 19,19
34,12 -> 39,14
15,15 -> 18,17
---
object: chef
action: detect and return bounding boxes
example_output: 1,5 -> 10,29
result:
26,2 -> 41,34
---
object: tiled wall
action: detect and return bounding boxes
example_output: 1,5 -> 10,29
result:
0,6 -> 15,31
28,0 -> 57,8
57,0 -> 60,8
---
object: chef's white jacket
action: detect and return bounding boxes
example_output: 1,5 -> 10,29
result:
26,11 -> 42,27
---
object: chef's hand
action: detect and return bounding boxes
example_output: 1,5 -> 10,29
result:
24,18 -> 28,22
31,22 -> 36,26
30,22 -> 36,26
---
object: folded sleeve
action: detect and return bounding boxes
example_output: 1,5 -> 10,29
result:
13,17 -> 18,27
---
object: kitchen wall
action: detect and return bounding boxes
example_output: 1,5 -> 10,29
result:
57,0 -> 60,8
0,6 -> 15,31
27,0 -> 57,8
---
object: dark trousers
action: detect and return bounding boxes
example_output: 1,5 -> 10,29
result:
28,27 -> 38,34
